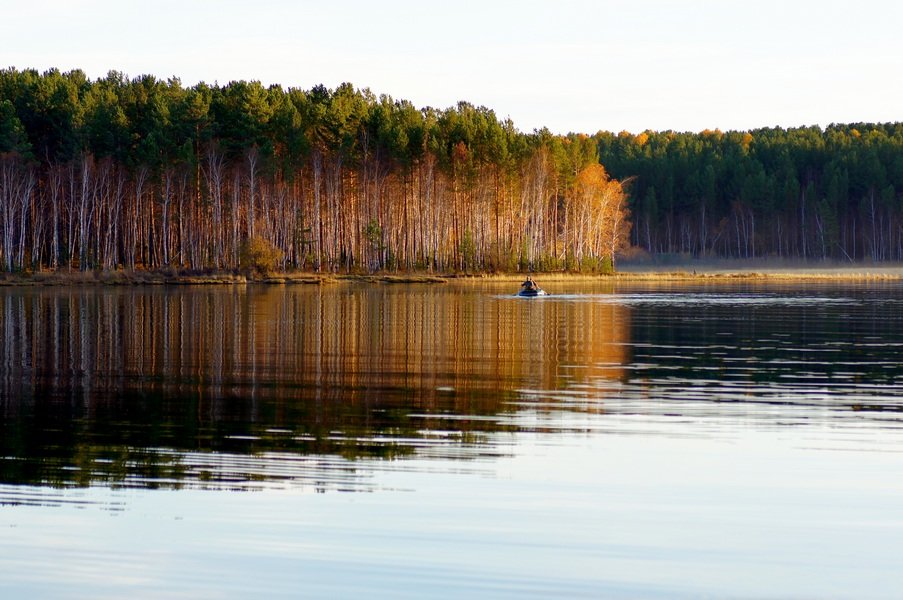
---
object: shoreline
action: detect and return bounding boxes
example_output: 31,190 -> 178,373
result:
2,265 -> 903,286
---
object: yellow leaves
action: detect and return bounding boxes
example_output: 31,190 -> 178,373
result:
576,162 -> 610,190
575,164 -> 626,215
239,236 -> 283,275
616,130 -> 649,147
742,132 -> 753,149
452,140 -> 468,163
571,163 -> 631,258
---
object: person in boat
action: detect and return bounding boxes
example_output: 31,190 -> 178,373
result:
521,276 -> 537,292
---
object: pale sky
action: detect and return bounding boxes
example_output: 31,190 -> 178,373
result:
3,0 -> 902,134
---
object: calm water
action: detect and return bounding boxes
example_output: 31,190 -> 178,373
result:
1,280 -> 902,598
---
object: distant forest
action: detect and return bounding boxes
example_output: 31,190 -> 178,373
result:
1,68 -> 902,275
0,68 -> 627,274
598,125 -> 903,261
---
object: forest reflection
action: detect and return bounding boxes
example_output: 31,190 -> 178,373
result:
0,284 -> 629,490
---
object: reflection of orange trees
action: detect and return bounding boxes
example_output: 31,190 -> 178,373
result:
0,286 -> 631,487
262,286 -> 631,414
1,285 -> 629,415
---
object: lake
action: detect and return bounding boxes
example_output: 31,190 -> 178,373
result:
1,280 -> 902,598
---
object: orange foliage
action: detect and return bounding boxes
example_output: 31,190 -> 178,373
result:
452,140 -> 468,163
576,163 -> 610,188
571,164 -> 631,261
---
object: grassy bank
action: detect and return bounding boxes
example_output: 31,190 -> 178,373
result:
1,265 -> 902,287
0,269 -> 452,286
611,270 -> 903,282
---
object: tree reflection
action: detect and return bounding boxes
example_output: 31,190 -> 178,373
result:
0,285 -> 629,489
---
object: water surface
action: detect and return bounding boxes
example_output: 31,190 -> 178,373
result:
1,280 -> 902,598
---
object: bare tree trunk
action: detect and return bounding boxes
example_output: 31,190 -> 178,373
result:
76,156 -> 96,271
231,170 -> 242,267
246,148 -> 259,239
161,168 -> 173,266
0,156 -> 33,271
312,149 -> 323,271
204,146 -> 226,268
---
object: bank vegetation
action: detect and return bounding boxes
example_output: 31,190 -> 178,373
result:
0,68 -> 629,275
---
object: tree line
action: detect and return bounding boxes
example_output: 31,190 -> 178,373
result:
0,68 -> 628,274
598,125 -> 903,261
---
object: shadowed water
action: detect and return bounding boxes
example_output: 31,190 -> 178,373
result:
1,281 -> 902,598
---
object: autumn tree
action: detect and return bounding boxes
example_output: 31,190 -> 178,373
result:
571,163 -> 630,269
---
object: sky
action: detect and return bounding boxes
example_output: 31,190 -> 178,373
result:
3,0 -> 902,134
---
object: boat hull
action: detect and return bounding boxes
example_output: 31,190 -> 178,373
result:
516,289 -> 548,297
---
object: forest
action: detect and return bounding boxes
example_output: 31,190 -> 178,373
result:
2,68 -> 903,275
598,124 -> 903,262
0,68 -> 628,274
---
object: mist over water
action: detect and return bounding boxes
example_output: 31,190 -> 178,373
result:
1,281 -> 902,598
